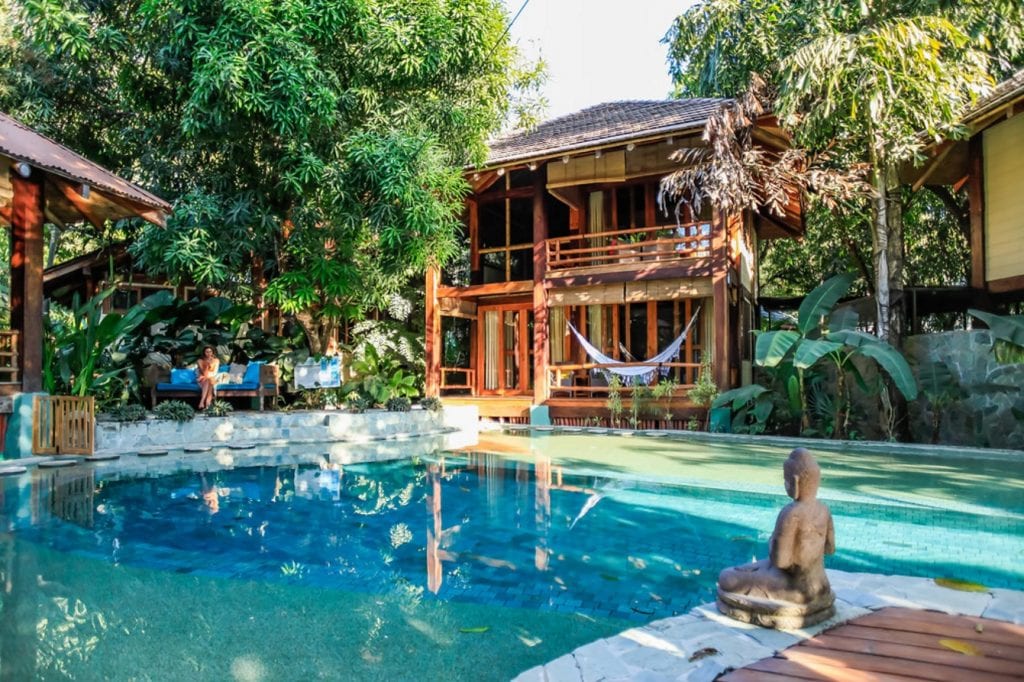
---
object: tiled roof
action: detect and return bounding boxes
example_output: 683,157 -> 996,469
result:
0,112 -> 171,212
484,98 -> 729,167
965,68 -> 1024,124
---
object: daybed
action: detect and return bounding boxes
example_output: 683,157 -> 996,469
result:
146,361 -> 280,410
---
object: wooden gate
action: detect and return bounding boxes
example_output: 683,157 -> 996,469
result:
33,396 -> 95,455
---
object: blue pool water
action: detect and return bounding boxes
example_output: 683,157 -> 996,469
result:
1,434 -> 1022,680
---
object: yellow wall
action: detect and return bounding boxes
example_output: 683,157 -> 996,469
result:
983,113 -> 1024,282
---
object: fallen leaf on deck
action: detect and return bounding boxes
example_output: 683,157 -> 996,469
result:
975,623 -> 984,633
459,626 -> 490,634
688,647 -> 719,662
939,639 -> 983,656
934,577 -> 989,592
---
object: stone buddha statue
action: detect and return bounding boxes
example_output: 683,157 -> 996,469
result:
717,447 -> 836,629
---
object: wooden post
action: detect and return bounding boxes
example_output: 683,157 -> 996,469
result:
711,208 -> 730,389
532,169 -> 550,403
968,136 -> 985,291
10,168 -> 45,393
424,265 -> 441,397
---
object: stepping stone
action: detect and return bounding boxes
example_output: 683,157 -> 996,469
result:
563,427 -> 583,433
534,426 -> 554,432
38,459 -> 76,468
138,449 -> 169,457
644,431 -> 668,438
0,465 -> 27,476
227,443 -> 256,450
183,446 -> 211,453
86,453 -> 121,461
586,428 -> 608,434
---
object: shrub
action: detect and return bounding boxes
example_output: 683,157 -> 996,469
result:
420,396 -> 443,412
154,400 -> 196,422
108,404 -> 148,422
386,396 -> 411,412
346,393 -> 371,414
205,400 -> 233,417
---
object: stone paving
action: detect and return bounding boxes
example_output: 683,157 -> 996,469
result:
512,569 -> 1024,682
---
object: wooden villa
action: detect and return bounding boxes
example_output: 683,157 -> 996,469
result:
0,112 -> 169,452
907,68 -> 1024,303
424,100 -> 802,424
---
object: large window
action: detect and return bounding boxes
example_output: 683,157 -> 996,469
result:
477,171 -> 535,283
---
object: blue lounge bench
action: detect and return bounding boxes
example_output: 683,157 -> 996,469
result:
147,362 -> 280,411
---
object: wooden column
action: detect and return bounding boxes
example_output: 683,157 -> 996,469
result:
532,169 -> 550,403
710,208 -> 730,389
10,168 -> 45,393
968,136 -> 985,291
424,265 -> 441,397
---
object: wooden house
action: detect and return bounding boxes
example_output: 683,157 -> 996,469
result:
908,69 -> 1024,303
0,112 -> 170,396
424,100 -> 802,424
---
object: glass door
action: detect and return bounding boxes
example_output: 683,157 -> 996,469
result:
480,303 -> 533,395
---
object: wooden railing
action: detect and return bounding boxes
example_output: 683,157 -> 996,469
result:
546,222 -> 712,272
549,362 -> 700,396
0,331 -> 20,384
33,395 -> 95,456
440,367 -> 475,394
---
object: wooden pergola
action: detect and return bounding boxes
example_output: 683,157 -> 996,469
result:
0,112 -> 171,394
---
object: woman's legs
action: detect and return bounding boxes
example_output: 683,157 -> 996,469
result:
199,378 -> 214,408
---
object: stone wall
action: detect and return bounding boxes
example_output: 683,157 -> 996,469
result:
905,331 -> 1024,450
94,406 -> 479,453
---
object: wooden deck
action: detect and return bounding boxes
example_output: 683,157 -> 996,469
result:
720,607 -> 1024,681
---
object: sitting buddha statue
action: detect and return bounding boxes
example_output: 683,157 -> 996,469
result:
716,447 -> 836,629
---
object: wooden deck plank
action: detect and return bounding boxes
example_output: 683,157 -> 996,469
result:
719,668 -> 817,681
859,607 -> 1024,638
802,634 -> 1024,676
778,647 -> 1022,682
831,623 -> 1024,662
852,613 -> 1024,647
739,655 -> 925,681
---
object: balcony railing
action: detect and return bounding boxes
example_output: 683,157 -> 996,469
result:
0,331 -> 20,384
546,222 -> 712,273
549,362 -> 699,396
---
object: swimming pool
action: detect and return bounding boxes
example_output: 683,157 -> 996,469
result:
1,432 -> 1021,680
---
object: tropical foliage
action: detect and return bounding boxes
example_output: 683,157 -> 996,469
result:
1,0 -> 538,354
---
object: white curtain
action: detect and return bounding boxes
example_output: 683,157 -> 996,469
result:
588,191 -> 604,233
484,310 -> 499,390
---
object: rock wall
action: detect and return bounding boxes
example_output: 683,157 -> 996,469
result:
905,331 -> 1024,450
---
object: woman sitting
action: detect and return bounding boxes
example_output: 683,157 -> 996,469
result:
196,345 -> 220,410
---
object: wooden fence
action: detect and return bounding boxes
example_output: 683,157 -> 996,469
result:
33,395 -> 95,456
0,330 -> 19,385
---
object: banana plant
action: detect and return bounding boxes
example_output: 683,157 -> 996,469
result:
755,272 -> 917,438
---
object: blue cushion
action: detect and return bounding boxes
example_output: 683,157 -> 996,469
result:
242,361 -> 265,384
170,368 -> 197,385
157,382 -> 200,393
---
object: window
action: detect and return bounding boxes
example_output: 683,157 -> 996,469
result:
108,284 -> 174,313
477,171 -> 535,283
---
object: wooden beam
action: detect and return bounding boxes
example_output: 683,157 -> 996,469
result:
988,273 -> 1024,294
545,261 -> 714,288
10,168 -> 45,392
533,169 -> 550,403
911,140 -> 956,192
548,186 -> 584,212
968,136 -> 985,290
425,265 -> 441,397
437,280 -> 533,298
99,190 -> 167,227
50,177 -> 104,230
468,198 -> 480,274
470,170 -> 500,194
711,209 -> 730,389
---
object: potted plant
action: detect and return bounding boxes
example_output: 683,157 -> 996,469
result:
686,359 -> 719,429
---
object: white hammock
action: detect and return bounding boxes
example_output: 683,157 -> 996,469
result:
566,306 -> 702,385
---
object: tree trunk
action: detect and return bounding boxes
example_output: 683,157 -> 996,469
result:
870,161 -> 891,343
885,167 -> 904,347
294,310 -> 324,355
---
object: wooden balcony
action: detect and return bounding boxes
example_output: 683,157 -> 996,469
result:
546,222 -> 711,274
549,362 -> 699,397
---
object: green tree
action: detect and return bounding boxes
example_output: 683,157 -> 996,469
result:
1,0 -> 536,353
664,1 -> 1024,342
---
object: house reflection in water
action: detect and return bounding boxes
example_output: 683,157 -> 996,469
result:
425,450 -> 595,594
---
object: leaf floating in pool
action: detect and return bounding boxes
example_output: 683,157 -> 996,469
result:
630,605 -> 654,615
459,486 -> 471,493
600,573 -> 619,582
730,535 -> 755,543
688,647 -> 719,662
939,639 -> 983,656
459,626 -> 490,634
934,577 -> 989,592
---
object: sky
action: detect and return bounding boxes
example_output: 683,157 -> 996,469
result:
508,0 -> 694,120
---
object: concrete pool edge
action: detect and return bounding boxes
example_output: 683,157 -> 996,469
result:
511,569 -> 1024,682
499,425 -> 1024,462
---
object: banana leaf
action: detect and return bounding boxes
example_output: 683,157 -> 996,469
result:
755,330 -> 799,367
858,343 -> 918,400
968,309 -> 1024,346
793,339 -> 844,369
797,272 -> 857,335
